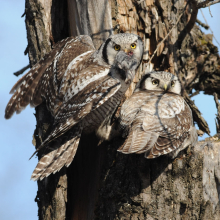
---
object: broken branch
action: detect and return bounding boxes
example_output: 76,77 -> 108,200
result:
214,93 -> 220,133
197,0 -> 220,8
13,64 -> 30,77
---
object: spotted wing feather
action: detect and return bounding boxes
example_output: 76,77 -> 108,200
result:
5,35 -> 95,119
31,125 -> 82,181
32,50 -> 94,116
37,75 -> 121,149
31,75 -> 121,180
119,91 -> 194,158
118,128 -> 158,153
145,96 -> 192,158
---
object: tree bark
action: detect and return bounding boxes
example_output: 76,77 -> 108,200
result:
96,139 -> 220,219
24,0 -> 220,219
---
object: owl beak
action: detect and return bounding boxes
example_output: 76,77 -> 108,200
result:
124,49 -> 133,56
164,84 -> 167,91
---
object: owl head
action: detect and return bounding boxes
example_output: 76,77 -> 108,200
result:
137,71 -> 182,95
100,33 -> 143,68
97,33 -> 143,84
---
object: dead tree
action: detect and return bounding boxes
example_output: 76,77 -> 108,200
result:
23,0 -> 220,219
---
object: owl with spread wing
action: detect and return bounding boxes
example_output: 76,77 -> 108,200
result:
5,34 -> 144,180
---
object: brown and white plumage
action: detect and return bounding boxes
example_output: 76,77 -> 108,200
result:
6,35 -> 96,118
31,125 -> 82,180
5,34 -> 144,180
118,71 -> 198,158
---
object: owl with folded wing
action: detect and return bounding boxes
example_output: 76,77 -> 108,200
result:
118,71 -> 198,158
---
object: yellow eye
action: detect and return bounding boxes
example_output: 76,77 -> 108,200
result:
152,79 -> 159,85
171,81 -> 175,87
130,43 -> 136,49
114,45 -> 121,51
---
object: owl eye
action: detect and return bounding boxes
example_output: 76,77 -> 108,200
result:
130,43 -> 136,49
114,45 -> 121,51
171,81 -> 175,87
152,79 -> 159,85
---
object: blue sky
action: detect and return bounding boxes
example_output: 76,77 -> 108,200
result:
0,1 -> 220,219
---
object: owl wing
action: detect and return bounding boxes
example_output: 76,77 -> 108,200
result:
118,91 -> 193,157
37,74 -> 121,148
119,91 -> 151,131
31,66 -> 121,180
5,35 -> 95,119
145,96 -> 193,158
31,50 -> 95,115
118,91 -> 159,153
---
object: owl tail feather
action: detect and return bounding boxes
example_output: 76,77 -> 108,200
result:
118,128 -> 158,154
29,117 -> 78,161
31,128 -> 82,181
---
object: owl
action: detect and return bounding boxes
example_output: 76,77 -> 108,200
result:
118,71 -> 198,158
5,34 -> 144,180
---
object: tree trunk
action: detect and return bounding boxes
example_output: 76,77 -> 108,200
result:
24,0 -> 220,219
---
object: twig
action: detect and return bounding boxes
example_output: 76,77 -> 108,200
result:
184,91 -> 210,135
213,93 -> 220,133
208,6 -> 213,17
13,64 -> 30,77
196,18 -> 209,30
200,9 -> 220,47
197,0 -> 220,8
189,90 -> 200,98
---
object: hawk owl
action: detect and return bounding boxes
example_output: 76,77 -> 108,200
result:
118,71 -> 198,158
5,34 -> 144,180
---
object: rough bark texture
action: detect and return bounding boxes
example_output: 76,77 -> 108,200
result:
25,0 -> 69,219
96,139 -> 220,220
23,0 -> 220,219
67,0 -> 113,49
